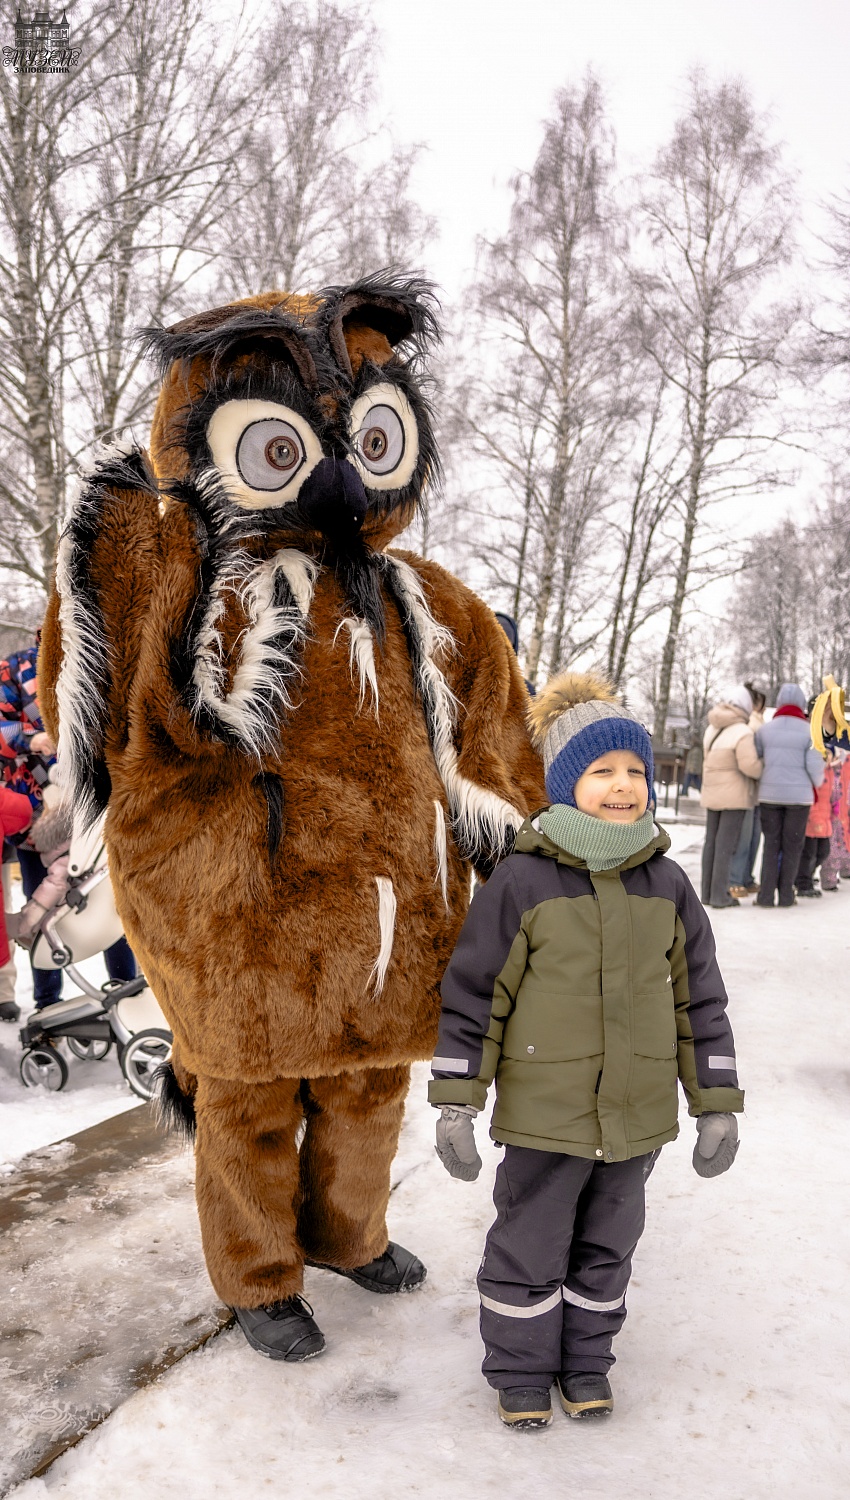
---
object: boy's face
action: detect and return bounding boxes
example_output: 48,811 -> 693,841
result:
573,750 -> 649,823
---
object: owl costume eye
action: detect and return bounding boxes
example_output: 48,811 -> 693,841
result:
206,400 -> 323,509
348,383 -> 419,490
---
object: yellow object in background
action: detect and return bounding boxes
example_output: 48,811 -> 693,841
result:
810,675 -> 848,756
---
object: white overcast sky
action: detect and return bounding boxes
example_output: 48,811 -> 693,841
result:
365,0 -> 850,302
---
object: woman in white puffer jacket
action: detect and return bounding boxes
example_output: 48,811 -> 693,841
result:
700,685 -> 763,907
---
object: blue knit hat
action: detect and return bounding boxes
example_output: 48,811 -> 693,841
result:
528,671 -> 654,807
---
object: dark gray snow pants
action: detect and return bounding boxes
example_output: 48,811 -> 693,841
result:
478,1146 -> 658,1389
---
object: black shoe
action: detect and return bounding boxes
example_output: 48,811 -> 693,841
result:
796,888 -> 819,898
497,1386 -> 553,1429
231,1294 -> 325,1361
0,1000 -> 20,1023
557,1372 -> 614,1419
306,1241 -> 426,1294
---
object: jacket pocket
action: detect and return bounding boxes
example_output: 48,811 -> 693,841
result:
500,985 -> 603,1062
632,992 -> 678,1059
626,1054 -> 679,1143
493,1056 -> 604,1148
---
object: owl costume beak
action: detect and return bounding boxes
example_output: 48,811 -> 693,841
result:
296,455 -> 368,548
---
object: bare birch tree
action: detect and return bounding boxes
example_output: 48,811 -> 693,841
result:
0,0 -> 259,590
212,4 -> 434,297
633,72 -> 800,738
734,487 -> 850,698
0,0 -> 433,608
455,76 -> 639,685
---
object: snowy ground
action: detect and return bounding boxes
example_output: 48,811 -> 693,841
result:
5,826 -> 850,1499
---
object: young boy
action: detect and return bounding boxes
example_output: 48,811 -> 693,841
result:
429,672 -> 743,1430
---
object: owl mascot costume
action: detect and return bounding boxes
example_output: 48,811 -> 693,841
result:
39,275 -> 545,1360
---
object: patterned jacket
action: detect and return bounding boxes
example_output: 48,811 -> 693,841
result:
0,646 -> 55,811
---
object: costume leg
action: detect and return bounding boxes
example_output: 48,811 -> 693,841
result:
561,1153 -> 657,1376
478,1147 -> 593,1390
297,1064 -> 410,1270
194,1073 -> 304,1307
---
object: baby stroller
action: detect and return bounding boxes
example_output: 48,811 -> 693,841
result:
18,811 -> 172,1100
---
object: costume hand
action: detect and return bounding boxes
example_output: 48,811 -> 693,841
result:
29,731 -> 55,755
435,1106 -> 482,1182
692,1113 -> 739,1178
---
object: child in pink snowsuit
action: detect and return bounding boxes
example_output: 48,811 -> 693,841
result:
820,751 -> 850,890
0,785 -> 33,1022
6,798 -> 72,949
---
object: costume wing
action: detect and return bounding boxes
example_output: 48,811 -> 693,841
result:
40,445 -> 163,829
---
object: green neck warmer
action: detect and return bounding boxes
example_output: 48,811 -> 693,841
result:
538,805 -> 656,871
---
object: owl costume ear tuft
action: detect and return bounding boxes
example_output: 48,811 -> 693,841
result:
139,306 -> 321,393
317,271 -> 441,379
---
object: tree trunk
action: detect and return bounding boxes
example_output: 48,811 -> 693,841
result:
652,333 -> 709,740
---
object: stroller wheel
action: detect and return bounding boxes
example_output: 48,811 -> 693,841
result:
120,1028 -> 172,1101
20,1044 -> 69,1092
67,1036 -> 113,1062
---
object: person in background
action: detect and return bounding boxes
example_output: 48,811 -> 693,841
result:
796,746 -> 835,897
0,784 -> 32,1021
820,749 -> 850,890
728,683 -> 767,899
1,640 -> 137,1007
754,684 -> 824,908
494,613 -> 536,696
700,685 -> 763,908
681,738 -> 703,797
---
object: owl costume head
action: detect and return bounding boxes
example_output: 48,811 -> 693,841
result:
142,275 -> 439,635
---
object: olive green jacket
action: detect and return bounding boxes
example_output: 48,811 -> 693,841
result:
428,818 -> 744,1162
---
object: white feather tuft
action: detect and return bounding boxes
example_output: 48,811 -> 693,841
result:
384,555 -> 524,864
334,616 -> 379,716
191,547 -> 318,756
433,799 -> 449,906
275,549 -> 320,618
53,501 -> 112,824
369,876 -> 397,995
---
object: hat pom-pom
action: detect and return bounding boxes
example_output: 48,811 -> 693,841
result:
528,670 -> 619,750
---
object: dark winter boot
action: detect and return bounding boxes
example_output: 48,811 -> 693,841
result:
497,1386 -> 553,1429
306,1241 -> 426,1294
0,1000 -> 20,1023
557,1372 -> 614,1419
231,1294 -> 325,1361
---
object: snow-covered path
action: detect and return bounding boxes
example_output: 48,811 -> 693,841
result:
8,827 -> 850,1499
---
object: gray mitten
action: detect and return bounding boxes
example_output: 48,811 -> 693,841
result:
693,1112 -> 739,1178
435,1106 -> 482,1182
